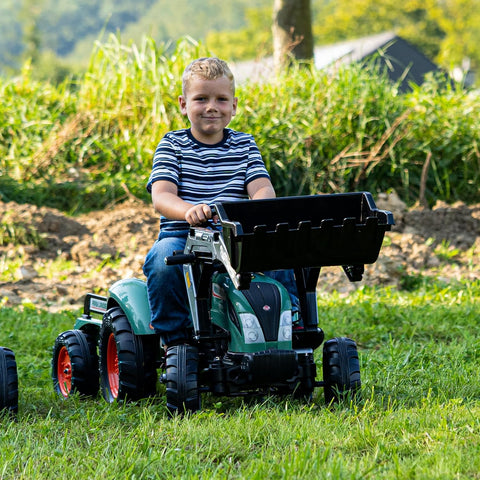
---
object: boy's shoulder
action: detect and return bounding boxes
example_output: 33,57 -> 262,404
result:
224,129 -> 257,147
163,128 -> 189,141
225,129 -> 257,148
225,129 -> 252,139
159,129 -> 193,149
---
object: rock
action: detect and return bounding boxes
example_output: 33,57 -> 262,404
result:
17,265 -> 38,280
376,191 -> 407,230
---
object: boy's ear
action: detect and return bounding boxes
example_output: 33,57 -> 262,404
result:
178,95 -> 188,115
232,96 -> 238,116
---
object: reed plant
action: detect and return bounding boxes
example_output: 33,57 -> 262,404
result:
400,79 -> 480,204
0,36 -> 479,213
233,61 -> 405,197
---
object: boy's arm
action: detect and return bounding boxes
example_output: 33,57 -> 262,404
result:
151,180 -> 212,226
247,177 -> 276,200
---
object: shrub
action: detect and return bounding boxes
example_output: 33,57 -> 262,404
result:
0,36 -> 479,213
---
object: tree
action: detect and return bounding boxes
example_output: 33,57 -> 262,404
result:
205,7 -> 273,62
314,0 -> 480,80
429,0 -> 480,75
19,0 -> 43,67
273,0 -> 314,72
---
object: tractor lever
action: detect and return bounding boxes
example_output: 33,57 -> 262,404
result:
164,253 -> 196,265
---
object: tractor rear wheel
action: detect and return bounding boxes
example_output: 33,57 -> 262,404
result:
99,307 -> 158,403
52,329 -> 99,398
165,344 -> 200,415
0,347 -> 18,415
323,337 -> 361,404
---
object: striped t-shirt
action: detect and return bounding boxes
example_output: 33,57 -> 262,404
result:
147,128 -> 270,231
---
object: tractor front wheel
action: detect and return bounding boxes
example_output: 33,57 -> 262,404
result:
323,337 -> 361,404
0,347 -> 18,415
52,330 -> 99,398
99,307 -> 158,403
165,344 -> 200,415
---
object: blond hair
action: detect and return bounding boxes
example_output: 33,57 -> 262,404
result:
182,57 -> 235,96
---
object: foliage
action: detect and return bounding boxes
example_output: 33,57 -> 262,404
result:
400,78 -> 480,203
234,59 -> 480,204
0,62 -> 77,187
233,60 -> 405,196
428,0 -> 480,72
0,36 -> 479,213
0,37 -> 208,212
2,0 -> 480,87
0,0 -> 272,77
314,0 -> 480,76
205,7 -> 273,62
1,280 -> 480,478
0,212 -> 45,247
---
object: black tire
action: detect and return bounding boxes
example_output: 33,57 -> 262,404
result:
99,307 -> 158,403
0,347 -> 18,415
165,344 -> 200,415
52,330 -> 99,398
323,337 -> 361,404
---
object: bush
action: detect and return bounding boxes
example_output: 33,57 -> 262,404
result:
0,36 -> 479,213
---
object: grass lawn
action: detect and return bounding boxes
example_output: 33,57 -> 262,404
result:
1,279 -> 479,479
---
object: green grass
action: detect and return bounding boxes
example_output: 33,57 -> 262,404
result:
0,213 -> 46,248
1,279 -> 480,479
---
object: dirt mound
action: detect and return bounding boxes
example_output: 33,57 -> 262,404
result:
1,199 -> 157,311
1,192 -> 479,311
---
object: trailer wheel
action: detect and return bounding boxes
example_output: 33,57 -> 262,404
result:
99,307 -> 157,403
165,344 -> 200,415
0,347 -> 18,415
52,330 -> 99,398
323,337 -> 361,404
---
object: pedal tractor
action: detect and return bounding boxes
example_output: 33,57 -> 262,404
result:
0,346 -> 18,415
52,192 -> 393,414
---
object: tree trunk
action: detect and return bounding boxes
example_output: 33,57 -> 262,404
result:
273,0 -> 314,73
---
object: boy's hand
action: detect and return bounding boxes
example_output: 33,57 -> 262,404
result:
185,204 -> 217,226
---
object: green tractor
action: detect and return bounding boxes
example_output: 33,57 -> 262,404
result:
0,346 -> 18,415
52,193 -> 393,414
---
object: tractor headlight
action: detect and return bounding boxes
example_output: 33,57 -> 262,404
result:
239,313 -> 266,344
278,310 -> 292,342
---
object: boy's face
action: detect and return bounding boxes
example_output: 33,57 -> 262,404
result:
179,75 -> 238,145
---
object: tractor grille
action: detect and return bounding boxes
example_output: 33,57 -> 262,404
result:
242,282 -> 281,341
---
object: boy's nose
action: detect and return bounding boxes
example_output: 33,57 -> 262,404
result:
206,101 -> 217,111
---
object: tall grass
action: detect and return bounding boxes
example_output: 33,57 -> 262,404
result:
1,280 -> 480,478
0,36 -> 479,213
233,61 -> 406,197
401,79 -> 480,204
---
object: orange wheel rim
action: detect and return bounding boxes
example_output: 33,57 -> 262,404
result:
106,333 -> 119,398
57,346 -> 72,398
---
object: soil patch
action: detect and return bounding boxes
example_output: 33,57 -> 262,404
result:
1,192 -> 479,311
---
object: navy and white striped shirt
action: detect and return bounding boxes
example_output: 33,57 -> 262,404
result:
147,128 -> 270,231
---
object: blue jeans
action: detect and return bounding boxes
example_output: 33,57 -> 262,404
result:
143,230 -> 299,346
143,230 -> 191,346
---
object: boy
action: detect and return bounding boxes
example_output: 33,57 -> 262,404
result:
143,57 -> 297,348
